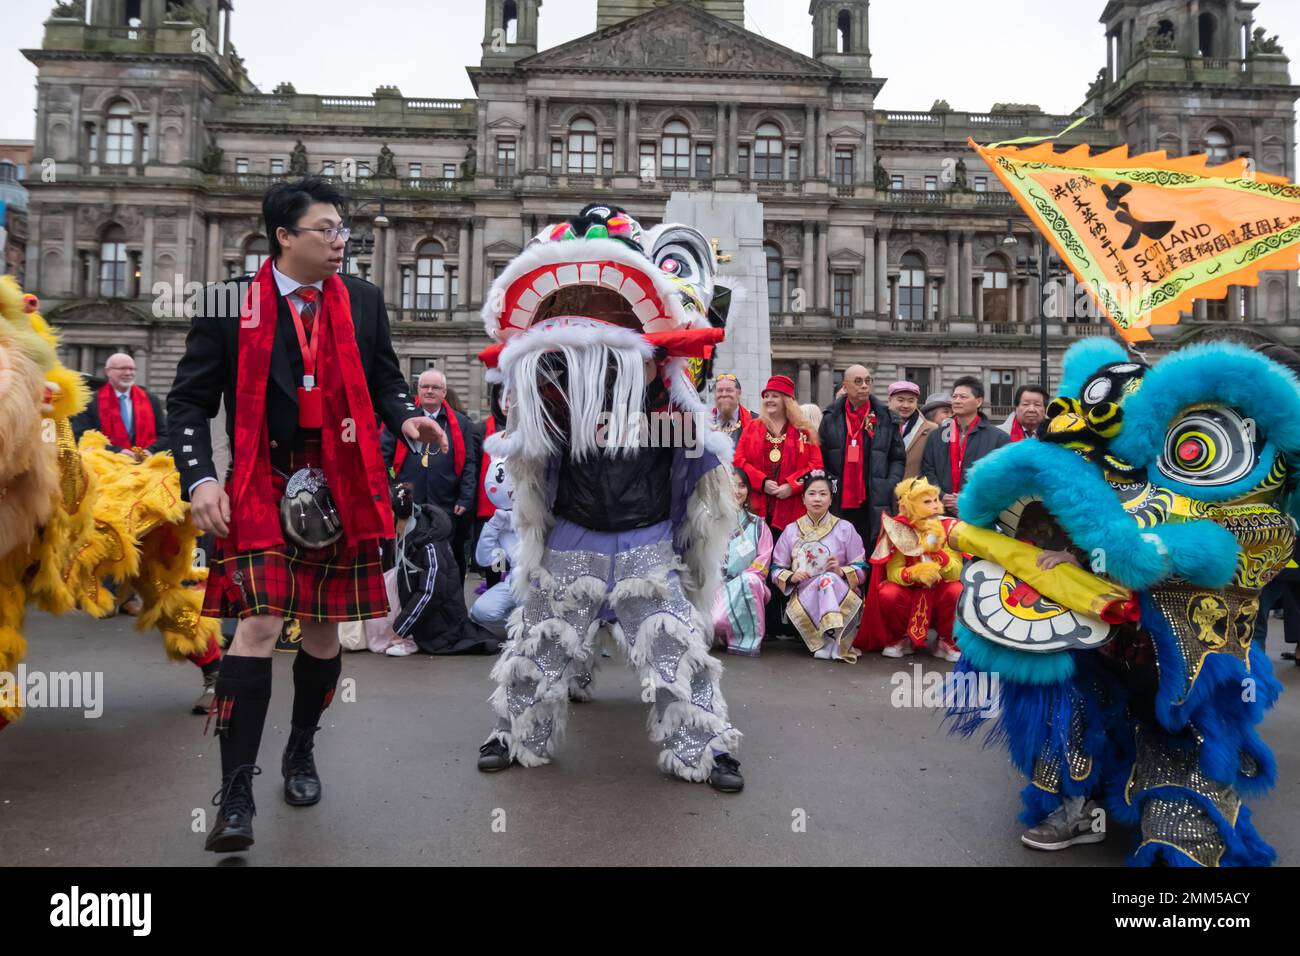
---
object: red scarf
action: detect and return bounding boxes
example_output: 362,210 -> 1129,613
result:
476,415 -> 498,518
228,259 -> 394,551
841,399 -> 873,511
949,415 -> 980,495
98,383 -> 156,448
393,401 -> 466,477
1009,417 -> 1026,442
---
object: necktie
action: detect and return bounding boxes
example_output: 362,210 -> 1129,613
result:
295,286 -> 319,339
119,390 -> 133,441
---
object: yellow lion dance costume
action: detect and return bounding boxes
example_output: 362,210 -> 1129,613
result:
0,275 -> 219,730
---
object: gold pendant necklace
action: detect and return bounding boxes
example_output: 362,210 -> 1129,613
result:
765,429 -> 785,463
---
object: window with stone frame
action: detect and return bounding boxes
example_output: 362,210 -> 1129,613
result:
988,369 -> 1016,409
602,141 -> 615,174
243,236 -> 269,274
444,163 -> 458,179
695,143 -> 713,179
890,174 -> 904,191
567,118 -> 597,174
639,141 -> 657,180
408,161 -> 421,181
496,139 -> 516,177
925,174 -> 938,191
898,253 -> 926,320
833,272 -> 853,317
905,367 -> 933,398
415,240 -> 447,310
765,243 -> 782,314
100,225 -> 129,298
271,158 -> 285,175
974,176 -> 988,192
104,102 -> 135,166
660,120 -> 690,179
834,147 -> 855,185
737,145 -> 750,178
787,144 -> 801,180
550,138 -> 563,173
754,123 -> 784,180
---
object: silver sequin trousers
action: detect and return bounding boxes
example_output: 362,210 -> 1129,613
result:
485,537 -> 740,781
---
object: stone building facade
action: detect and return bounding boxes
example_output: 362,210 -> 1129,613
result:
20,0 -> 1299,417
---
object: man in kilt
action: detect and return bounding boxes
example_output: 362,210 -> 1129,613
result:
168,177 -> 447,853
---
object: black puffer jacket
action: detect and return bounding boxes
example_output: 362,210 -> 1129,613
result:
393,505 -> 500,655
818,395 -> 906,544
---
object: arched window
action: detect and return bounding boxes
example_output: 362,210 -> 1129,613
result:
661,120 -> 690,179
1198,12 -> 1216,56
982,253 -> 1010,322
754,123 -> 784,181
1205,128 -> 1232,165
100,224 -> 128,298
415,240 -> 446,310
765,243 -> 782,314
838,10 -> 852,53
899,253 -> 926,321
567,117 -> 597,175
243,236 -> 269,274
104,102 -> 135,166
503,0 -> 518,44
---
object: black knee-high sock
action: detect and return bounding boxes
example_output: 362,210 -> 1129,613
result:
211,655 -> 272,779
291,648 -> 342,731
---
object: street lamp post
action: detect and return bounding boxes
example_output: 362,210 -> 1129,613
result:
343,193 -> 390,281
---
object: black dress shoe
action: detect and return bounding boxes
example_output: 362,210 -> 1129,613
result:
205,765 -> 260,853
477,738 -> 513,772
708,754 -> 744,793
282,726 -> 322,806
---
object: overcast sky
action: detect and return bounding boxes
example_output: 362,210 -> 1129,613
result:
4,0 -> 1299,140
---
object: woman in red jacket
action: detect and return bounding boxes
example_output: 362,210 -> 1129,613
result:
734,375 -> 823,534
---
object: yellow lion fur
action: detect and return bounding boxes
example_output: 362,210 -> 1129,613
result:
0,275 -> 219,728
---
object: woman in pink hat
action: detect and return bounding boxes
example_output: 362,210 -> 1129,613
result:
733,375 -> 823,535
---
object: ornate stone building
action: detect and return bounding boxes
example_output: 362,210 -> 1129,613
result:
21,0 -> 1298,418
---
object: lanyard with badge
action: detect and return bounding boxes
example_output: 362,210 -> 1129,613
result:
286,295 -> 322,428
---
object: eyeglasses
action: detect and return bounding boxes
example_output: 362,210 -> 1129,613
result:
294,225 -> 351,243
106,366 -> 136,372
420,384 -> 447,391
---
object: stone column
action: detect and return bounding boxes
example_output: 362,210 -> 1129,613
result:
959,232 -> 974,316
1008,278 -> 1019,325
875,229 -> 888,317
816,107 -> 828,179
946,231 -> 960,318
888,274 -> 899,321
523,97 -> 535,170
627,101 -> 638,175
372,221 -> 387,303
975,278 -> 985,322
457,221 -> 472,307
140,214 -> 154,294
89,250 -> 100,297
24,210 -> 40,294
1195,299 -> 1208,321
615,100 -> 626,173
801,222 -> 815,308
536,97 -> 549,171
779,269 -> 789,316
816,224 -> 829,310
206,218 -> 220,283
798,361 -> 812,402
384,221 -> 399,306
716,102 -> 727,175
1228,285 -> 1243,321
1244,285 -> 1257,322
728,103 -> 739,174
804,105 -> 815,179
817,362 -> 832,407
863,227 -> 876,314
477,108 -> 489,175
472,217 -> 487,306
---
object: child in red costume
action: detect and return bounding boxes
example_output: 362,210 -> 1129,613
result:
857,477 -> 963,661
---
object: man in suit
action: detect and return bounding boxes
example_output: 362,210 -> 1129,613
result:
920,375 -> 1010,516
380,367 -> 477,583
72,353 -> 167,458
168,177 -> 447,854
818,365 -> 906,556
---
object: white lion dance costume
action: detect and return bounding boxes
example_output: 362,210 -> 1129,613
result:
0,276 -> 219,730
475,204 -> 744,790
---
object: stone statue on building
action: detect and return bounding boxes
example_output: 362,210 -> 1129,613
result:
1251,27 -> 1284,55
1087,67 -> 1108,98
376,144 -> 397,179
199,142 -> 224,175
872,155 -> 889,191
51,0 -> 85,18
953,157 -> 969,191
929,99 -> 951,113
461,144 -> 477,179
273,82 -> 297,95
1143,24 -> 1177,52
289,140 -> 308,175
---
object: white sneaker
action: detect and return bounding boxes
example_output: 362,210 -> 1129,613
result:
935,640 -> 962,663
385,639 -> 418,657
881,641 -> 912,658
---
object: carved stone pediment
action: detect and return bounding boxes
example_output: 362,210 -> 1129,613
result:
521,3 -> 835,77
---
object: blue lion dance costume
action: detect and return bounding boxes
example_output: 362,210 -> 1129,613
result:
949,337 -> 1297,866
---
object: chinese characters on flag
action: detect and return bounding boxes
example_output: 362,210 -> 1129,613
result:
970,137 -> 1300,342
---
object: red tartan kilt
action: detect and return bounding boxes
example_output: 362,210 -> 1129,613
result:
201,438 -> 390,622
